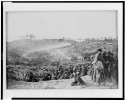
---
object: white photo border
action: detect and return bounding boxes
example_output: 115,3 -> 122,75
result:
2,2 -> 123,99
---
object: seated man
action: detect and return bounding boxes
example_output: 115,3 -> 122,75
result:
71,71 -> 86,86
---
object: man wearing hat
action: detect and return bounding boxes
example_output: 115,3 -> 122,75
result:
92,49 -> 105,85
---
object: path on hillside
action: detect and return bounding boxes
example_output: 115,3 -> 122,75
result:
38,42 -> 71,60
8,75 -> 118,89
38,42 -> 71,51
48,49 -> 71,60
23,42 -> 71,58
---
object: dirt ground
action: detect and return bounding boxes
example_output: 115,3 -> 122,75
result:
7,75 -> 118,89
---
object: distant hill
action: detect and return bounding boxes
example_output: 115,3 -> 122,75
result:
7,39 -> 59,50
6,39 -> 72,60
7,39 -> 72,50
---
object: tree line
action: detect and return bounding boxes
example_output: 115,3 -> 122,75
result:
19,34 -> 36,39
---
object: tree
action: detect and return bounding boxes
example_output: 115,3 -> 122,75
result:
29,34 -> 33,39
26,34 -> 29,39
33,35 -> 36,39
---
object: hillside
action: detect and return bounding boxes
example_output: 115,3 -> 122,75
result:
7,38 -> 118,66
7,39 -> 72,60
7,39 -> 71,52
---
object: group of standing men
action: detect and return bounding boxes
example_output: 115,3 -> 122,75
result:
71,48 -> 118,86
90,48 -> 118,85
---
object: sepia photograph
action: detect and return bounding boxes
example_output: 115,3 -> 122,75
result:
6,11 -> 118,89
2,2 -> 123,99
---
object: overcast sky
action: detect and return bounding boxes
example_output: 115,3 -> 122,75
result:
6,11 -> 117,42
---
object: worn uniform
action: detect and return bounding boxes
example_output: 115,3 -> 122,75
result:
103,52 -> 110,79
92,52 -> 105,85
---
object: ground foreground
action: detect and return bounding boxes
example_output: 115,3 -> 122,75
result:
8,75 -> 118,89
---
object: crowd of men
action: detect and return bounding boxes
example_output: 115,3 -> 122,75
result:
7,48 -> 118,86
23,63 -> 89,82
88,49 -> 118,85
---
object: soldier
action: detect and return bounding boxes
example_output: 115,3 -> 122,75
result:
92,49 -> 105,85
113,53 -> 118,84
69,65 -> 74,78
58,66 -> 64,79
71,70 -> 86,86
103,51 -> 110,80
108,51 -> 116,83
